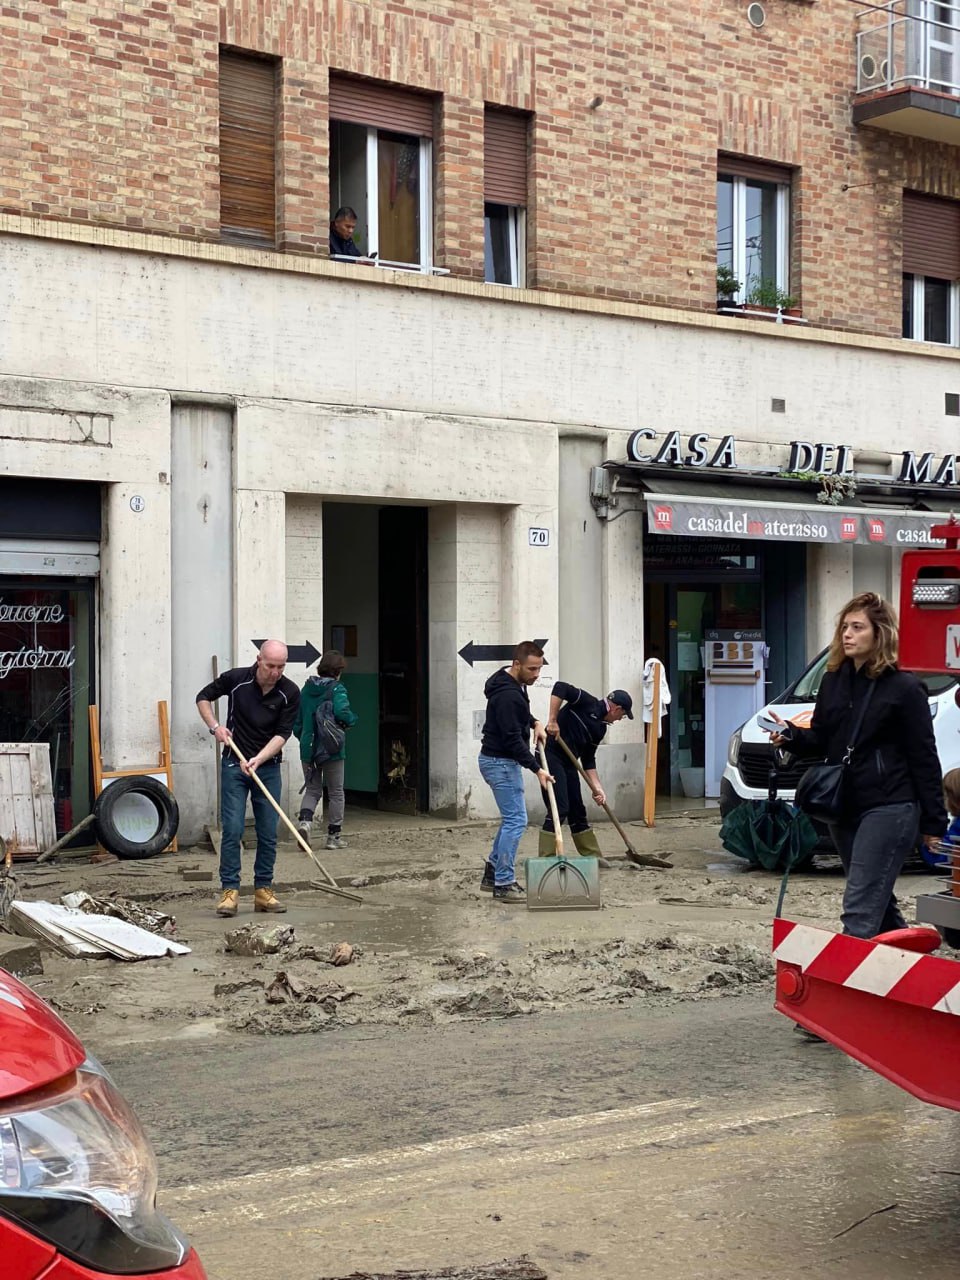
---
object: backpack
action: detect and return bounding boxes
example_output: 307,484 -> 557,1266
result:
311,680 -> 346,767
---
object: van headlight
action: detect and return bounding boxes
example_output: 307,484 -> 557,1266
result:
727,727 -> 743,767
0,1057 -> 188,1274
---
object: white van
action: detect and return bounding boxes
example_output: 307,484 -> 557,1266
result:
721,650 -> 960,842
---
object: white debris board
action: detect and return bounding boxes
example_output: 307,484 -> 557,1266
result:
0,743 -> 56,857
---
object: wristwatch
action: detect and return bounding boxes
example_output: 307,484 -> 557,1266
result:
209,723 -> 220,736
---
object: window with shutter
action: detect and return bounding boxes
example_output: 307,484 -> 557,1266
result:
902,191 -> 960,345
483,107 -> 529,286
219,51 -> 278,247
328,74 -> 437,272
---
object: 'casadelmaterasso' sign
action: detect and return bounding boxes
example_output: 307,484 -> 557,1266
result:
645,498 -> 950,546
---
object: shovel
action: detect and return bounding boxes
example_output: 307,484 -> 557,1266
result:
223,737 -> 363,904
553,733 -> 673,869
523,744 -> 600,911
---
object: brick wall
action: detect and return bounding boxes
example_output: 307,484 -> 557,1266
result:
3,0 -> 959,335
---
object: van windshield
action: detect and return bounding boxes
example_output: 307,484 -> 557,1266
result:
779,650 -> 957,703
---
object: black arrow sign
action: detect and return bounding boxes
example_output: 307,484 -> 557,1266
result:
252,639 -> 321,667
458,639 -> 549,668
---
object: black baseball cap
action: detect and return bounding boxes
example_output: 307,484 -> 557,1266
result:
607,690 -> 634,719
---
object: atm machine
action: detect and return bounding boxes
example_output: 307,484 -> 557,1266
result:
703,629 -> 768,797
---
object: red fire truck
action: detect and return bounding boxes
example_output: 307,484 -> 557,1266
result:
774,518 -> 960,1111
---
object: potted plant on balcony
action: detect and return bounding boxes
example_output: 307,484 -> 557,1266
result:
745,276 -> 799,317
716,264 -> 741,312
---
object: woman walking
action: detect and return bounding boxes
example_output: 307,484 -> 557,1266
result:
770,591 -> 945,939
294,649 -> 358,851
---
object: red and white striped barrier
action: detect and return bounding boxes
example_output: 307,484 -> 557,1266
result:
773,918 -> 960,1016
773,918 -> 960,1112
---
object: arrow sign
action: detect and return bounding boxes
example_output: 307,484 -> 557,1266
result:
458,639 -> 549,668
252,639 -> 321,667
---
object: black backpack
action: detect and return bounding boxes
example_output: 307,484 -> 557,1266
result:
311,680 -> 346,767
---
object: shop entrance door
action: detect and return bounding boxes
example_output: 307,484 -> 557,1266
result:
644,576 -> 762,798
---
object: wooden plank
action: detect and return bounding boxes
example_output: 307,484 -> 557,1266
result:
27,743 -> 56,851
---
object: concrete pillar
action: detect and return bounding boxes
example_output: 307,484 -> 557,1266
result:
558,434 -> 604,691
99,480 -> 171,770
600,500 -> 646,818
170,403 -> 234,842
806,544 -> 854,658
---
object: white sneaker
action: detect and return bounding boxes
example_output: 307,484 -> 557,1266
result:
297,820 -> 312,844
325,833 -> 347,850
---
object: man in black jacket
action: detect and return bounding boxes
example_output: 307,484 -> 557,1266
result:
541,682 -> 633,863
478,641 -> 553,901
197,640 -> 300,919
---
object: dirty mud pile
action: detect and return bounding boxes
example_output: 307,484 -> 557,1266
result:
6,813 -> 943,1049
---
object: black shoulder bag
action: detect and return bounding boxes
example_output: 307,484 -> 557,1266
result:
794,680 -> 876,823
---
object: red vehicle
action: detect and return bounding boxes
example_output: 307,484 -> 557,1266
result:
774,518 -> 960,1111
0,966 -> 206,1279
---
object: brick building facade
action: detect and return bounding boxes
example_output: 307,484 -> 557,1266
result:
4,0 -> 960,331
3,1 -> 960,840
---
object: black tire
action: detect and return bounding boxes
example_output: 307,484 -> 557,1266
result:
93,775 -> 179,859
939,927 -> 960,951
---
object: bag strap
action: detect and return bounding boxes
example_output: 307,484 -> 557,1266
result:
841,678 -> 877,764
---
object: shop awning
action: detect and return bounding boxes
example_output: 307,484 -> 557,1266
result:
638,476 -> 958,547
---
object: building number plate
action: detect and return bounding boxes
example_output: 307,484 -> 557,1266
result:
528,527 -> 550,547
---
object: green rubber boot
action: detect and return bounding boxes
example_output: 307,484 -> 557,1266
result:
538,829 -> 557,857
572,828 -> 612,869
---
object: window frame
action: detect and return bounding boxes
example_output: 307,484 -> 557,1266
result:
718,171 -> 791,304
483,202 -> 525,287
363,127 -> 433,271
902,272 -> 960,345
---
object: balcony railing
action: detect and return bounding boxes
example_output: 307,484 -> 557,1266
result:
855,3 -> 960,140
857,2 -> 960,97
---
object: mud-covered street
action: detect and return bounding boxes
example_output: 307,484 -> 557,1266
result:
8,808 -> 960,1279
11,809 -> 885,1050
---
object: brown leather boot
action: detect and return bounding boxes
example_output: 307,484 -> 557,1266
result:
254,886 -> 287,913
216,888 -> 239,917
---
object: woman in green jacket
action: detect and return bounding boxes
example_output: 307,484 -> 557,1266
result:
294,649 -> 358,850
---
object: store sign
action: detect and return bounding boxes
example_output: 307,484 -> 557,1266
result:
647,500 -> 949,547
627,430 -> 960,488
0,595 -> 76,680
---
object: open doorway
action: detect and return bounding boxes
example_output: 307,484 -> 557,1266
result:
322,503 -> 429,813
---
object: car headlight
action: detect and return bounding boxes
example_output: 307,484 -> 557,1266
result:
727,726 -> 743,767
0,1058 -> 188,1274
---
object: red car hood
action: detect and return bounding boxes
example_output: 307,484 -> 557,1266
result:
0,967 -> 86,1101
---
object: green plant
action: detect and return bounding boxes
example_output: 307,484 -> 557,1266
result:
779,469 -> 858,506
716,264 -> 741,298
746,276 -> 797,310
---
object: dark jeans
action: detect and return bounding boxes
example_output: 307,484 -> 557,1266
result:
540,748 -> 589,834
219,756 -> 283,890
829,801 -> 919,938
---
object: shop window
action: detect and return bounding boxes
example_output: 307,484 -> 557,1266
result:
0,580 -> 95,837
484,107 -> 529,286
717,156 -> 792,304
329,76 -> 436,271
902,191 -> 960,345
219,50 -> 278,247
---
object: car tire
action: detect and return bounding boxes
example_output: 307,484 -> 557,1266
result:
93,776 -> 179,859
939,927 -> 960,951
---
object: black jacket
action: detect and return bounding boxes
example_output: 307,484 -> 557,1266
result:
546,681 -> 608,771
790,660 -> 946,833
196,665 -> 300,762
480,668 -> 539,772
329,227 -> 361,257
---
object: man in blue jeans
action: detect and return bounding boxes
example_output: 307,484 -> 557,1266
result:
478,641 -> 553,902
196,640 -> 300,917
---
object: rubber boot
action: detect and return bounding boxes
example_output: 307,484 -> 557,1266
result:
572,828 -> 612,870
538,829 -> 557,858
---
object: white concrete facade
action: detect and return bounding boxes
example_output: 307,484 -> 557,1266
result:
2,228 -> 959,835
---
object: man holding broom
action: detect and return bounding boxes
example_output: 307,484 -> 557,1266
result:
541,681 -> 634,863
196,640 -> 300,917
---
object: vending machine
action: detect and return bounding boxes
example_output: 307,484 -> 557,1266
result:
703,630 -> 768,797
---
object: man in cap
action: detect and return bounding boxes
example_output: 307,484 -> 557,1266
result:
541,681 -> 635,863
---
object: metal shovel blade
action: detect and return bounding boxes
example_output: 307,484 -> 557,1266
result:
523,855 -> 601,911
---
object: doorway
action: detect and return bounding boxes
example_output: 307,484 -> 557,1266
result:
644,536 -> 764,796
322,503 -> 429,814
